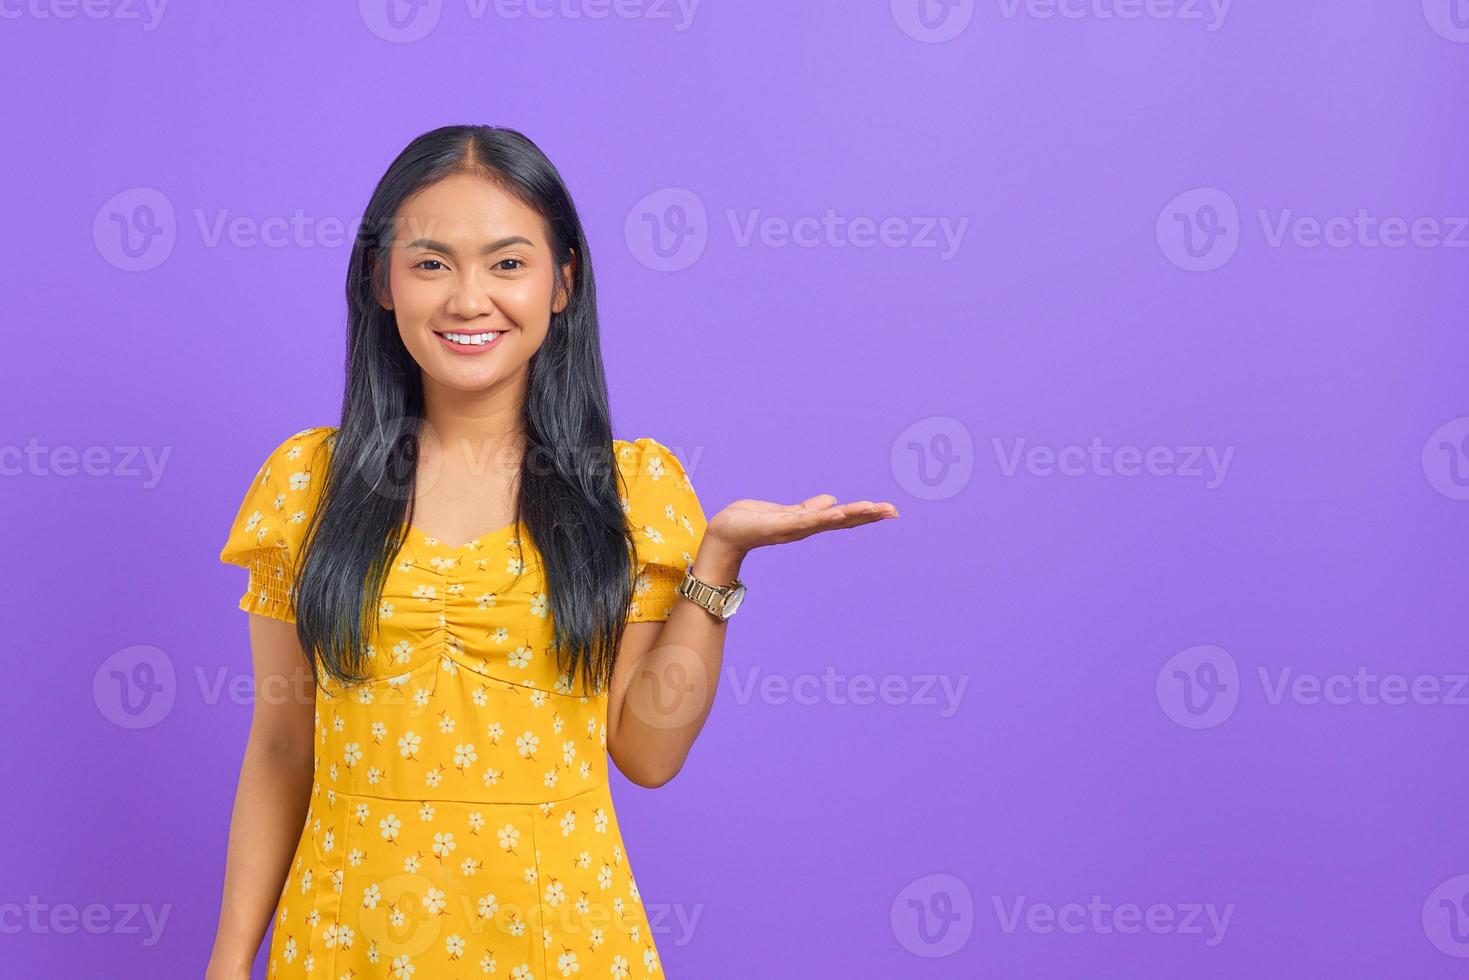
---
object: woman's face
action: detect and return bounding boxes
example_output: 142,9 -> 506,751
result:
379,171 -> 572,394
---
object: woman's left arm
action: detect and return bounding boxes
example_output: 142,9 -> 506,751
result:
606,494 -> 899,787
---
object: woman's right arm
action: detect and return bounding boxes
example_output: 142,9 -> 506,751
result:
205,614 -> 317,980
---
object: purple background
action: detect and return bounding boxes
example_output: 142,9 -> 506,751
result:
5,1 -> 1468,976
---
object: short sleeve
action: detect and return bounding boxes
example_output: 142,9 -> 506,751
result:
616,437 -> 709,623
218,426 -> 335,623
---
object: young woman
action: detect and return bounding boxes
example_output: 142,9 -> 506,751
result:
205,125 -> 898,980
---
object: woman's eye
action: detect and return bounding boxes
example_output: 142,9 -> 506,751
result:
496,258 -> 525,272
415,259 -> 445,271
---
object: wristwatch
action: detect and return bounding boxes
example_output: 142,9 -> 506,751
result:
676,564 -> 747,621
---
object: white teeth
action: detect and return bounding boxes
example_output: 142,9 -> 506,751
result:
441,331 -> 500,346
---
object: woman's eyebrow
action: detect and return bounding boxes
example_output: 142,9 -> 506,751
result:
404,235 -> 536,254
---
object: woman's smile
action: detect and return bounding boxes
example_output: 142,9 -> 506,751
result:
433,326 -> 509,354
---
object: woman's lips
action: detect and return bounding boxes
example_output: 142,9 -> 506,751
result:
434,329 -> 508,355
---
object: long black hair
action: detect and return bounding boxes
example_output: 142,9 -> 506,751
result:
290,124 -> 635,697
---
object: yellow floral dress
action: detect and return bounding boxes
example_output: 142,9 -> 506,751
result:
219,425 -> 706,980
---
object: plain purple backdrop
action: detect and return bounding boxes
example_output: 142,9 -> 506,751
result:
4,1 -> 1468,976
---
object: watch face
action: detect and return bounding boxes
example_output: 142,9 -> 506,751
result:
720,584 -> 746,619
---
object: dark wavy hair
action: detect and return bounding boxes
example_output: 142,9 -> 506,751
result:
290,124 -> 636,697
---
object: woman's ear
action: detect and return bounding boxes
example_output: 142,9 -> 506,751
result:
552,248 -> 576,315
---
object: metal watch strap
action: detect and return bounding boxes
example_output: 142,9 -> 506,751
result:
677,566 -> 740,619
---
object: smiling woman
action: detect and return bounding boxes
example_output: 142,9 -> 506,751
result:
206,124 -> 896,980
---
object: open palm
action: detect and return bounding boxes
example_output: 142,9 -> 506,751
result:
707,494 -> 899,555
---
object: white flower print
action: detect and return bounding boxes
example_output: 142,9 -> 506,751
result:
363,883 -> 381,909
497,823 -> 521,852
610,954 -> 629,979
508,646 -> 533,669
555,949 -> 579,975
432,832 -> 456,861
516,731 -> 540,758
379,814 -> 401,843
398,731 -> 421,759
530,592 -> 550,618
446,933 -> 465,958
559,810 -> 576,836
454,743 -> 477,769
422,887 -> 447,915
391,953 -> 414,977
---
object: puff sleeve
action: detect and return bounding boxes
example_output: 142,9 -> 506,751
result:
617,437 -> 709,623
218,426 -> 335,623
